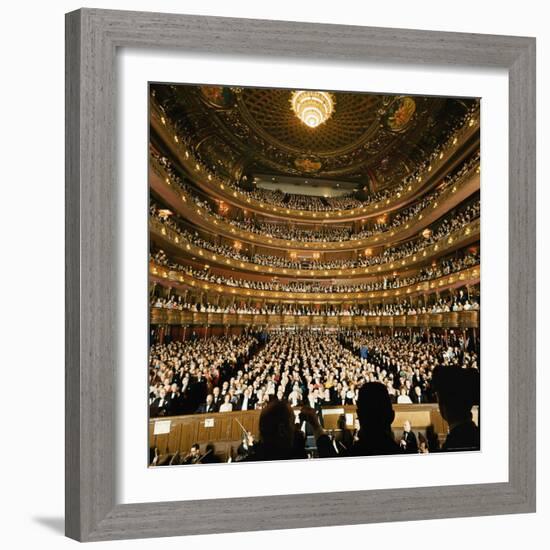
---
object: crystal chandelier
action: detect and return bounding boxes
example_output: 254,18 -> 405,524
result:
290,90 -> 335,128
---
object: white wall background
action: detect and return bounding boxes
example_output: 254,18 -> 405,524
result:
0,0 -> 546,547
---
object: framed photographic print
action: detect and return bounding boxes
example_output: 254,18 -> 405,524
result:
65,8 -> 536,542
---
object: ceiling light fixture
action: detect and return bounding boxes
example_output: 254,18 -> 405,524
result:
290,90 -> 335,128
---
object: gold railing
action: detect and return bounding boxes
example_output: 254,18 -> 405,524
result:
150,157 -> 480,252
151,100 -> 480,223
150,262 -> 480,302
150,308 -> 479,329
150,216 -> 480,280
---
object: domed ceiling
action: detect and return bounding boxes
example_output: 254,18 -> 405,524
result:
151,83 -> 477,193
238,88 -> 382,153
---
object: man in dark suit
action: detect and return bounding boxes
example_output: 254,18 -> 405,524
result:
150,389 -> 170,417
166,383 -> 185,416
399,420 -> 419,453
195,394 -> 216,414
211,386 -> 223,411
412,385 -> 427,404
238,388 -> 255,411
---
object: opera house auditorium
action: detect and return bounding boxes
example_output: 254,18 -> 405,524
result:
148,84 -> 480,466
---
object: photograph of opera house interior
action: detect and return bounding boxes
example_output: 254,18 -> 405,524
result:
148,84 -> 480,467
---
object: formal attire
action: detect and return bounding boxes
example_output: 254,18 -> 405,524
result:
151,397 -> 169,417
212,395 -> 223,411
400,430 -> 418,453
412,393 -> 426,404
239,395 -> 254,410
195,402 -> 216,414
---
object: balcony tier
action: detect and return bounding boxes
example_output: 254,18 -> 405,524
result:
150,263 -> 480,303
150,217 -> 480,280
150,308 -> 479,329
152,155 -> 479,254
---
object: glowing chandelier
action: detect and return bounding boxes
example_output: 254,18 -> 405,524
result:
290,90 -> 335,128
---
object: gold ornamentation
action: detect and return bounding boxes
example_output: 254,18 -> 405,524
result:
294,156 -> 323,173
290,90 -> 335,128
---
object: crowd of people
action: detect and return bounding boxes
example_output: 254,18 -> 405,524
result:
233,107 -> 479,215
226,218 -> 354,243
234,175 -> 477,244
255,189 -> 365,212
152,363 -> 479,465
151,145 -> 480,245
149,328 -> 479,421
149,333 -> 260,417
150,195 -> 480,275
354,198 -> 479,268
151,290 -> 479,317
152,92 -> 478,219
150,246 -> 479,295
148,93 -> 482,466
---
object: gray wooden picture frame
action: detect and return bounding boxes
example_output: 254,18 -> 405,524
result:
65,8 -> 536,542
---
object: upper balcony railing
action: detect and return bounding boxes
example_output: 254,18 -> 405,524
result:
150,216 -> 480,279
150,307 -> 479,330
150,100 -> 480,223
150,158 -> 480,253
149,261 -> 480,303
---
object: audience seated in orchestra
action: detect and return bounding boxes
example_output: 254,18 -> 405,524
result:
149,329 -> 479,421
150,349 -> 480,465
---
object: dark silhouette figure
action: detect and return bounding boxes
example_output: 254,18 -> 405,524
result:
245,400 -> 301,461
349,382 -> 402,456
245,400 -> 335,461
432,366 -> 480,452
201,443 -> 221,464
334,414 -> 354,453
425,424 -> 440,452
417,432 -> 430,453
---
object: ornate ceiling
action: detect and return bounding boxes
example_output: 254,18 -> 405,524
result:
152,84 -> 477,193
239,88 -> 381,153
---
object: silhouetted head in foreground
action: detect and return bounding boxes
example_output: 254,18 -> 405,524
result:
256,399 -> 297,460
432,366 -> 479,425
432,366 -> 480,452
357,382 -> 395,433
351,382 -> 401,456
201,442 -> 221,464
